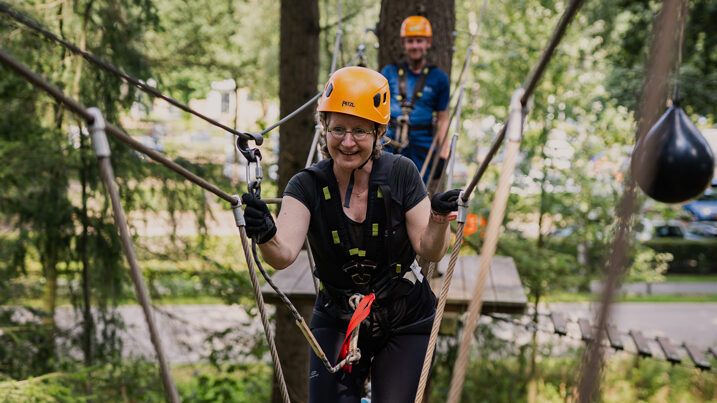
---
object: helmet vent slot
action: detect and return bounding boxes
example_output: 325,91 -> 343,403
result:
325,83 -> 334,98
373,93 -> 381,107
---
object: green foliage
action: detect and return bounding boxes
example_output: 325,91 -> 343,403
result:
178,364 -> 271,403
644,238 -> 717,274
497,236 -> 579,302
625,245 -> 672,283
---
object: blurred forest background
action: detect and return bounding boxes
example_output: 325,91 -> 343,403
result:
1,0 -> 715,401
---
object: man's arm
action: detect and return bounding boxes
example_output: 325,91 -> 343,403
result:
434,110 -> 451,158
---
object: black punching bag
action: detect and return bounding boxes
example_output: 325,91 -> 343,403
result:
631,104 -> 714,204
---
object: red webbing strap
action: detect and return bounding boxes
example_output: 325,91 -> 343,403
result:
337,293 -> 375,372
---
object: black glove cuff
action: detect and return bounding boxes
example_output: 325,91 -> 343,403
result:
257,225 -> 277,244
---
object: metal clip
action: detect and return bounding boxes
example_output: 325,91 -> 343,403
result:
231,194 -> 245,227
87,107 -> 110,158
456,190 -> 469,223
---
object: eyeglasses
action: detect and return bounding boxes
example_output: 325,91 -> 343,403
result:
328,127 -> 375,141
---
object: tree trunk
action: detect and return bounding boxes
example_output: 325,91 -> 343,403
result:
378,0 -> 455,77
278,0 -> 320,196
274,2 -> 319,401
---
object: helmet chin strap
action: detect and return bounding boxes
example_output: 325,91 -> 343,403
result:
343,136 -> 377,208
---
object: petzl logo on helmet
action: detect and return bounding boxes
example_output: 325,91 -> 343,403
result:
342,100 -> 355,107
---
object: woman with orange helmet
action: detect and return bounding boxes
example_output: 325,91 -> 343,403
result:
242,66 -> 460,402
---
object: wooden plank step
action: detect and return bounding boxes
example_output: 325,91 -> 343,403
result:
683,343 -> 711,371
607,325 -> 623,350
578,318 -> 593,342
550,312 -> 567,336
629,330 -> 652,357
656,336 -> 681,364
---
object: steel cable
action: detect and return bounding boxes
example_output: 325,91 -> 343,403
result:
0,2 -> 262,145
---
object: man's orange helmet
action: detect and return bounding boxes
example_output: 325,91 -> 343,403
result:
400,16 -> 432,38
317,66 -> 390,125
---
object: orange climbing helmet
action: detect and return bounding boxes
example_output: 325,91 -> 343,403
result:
317,66 -> 390,125
400,16 -> 432,38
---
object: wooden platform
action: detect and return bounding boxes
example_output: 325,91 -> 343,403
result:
261,252 -> 527,314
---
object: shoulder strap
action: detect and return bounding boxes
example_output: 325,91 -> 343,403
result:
396,62 -> 408,107
397,62 -> 435,111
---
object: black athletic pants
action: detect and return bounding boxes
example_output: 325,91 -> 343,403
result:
308,327 -> 431,403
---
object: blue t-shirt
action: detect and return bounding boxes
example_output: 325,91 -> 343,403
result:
381,63 -> 450,171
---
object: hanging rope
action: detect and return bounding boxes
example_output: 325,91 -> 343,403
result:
87,108 -> 181,403
0,2 -> 261,145
420,0 -> 488,183
446,88 -> 526,403
416,1 -> 587,401
0,48 -> 295,401
414,191 -> 469,403
577,0 -> 686,400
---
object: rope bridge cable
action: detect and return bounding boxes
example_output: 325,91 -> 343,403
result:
87,109 -> 180,403
0,48 -> 238,205
0,48 -> 295,401
577,0 -> 686,400
446,88 -> 526,403
0,1 -> 262,146
421,0 -> 488,185
426,1 -> 587,401
462,0 -> 585,204
486,311 -> 717,375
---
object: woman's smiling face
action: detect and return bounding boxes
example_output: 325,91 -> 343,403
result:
325,112 -> 377,172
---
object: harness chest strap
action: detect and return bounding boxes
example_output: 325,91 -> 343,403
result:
397,61 -> 434,111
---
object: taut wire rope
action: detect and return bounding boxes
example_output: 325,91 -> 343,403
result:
447,0 -> 586,399
416,0 -> 587,401
446,88 -> 526,403
577,0 -> 685,400
420,0 -> 488,183
87,109 -> 181,403
0,2 -> 261,145
0,47 -> 296,402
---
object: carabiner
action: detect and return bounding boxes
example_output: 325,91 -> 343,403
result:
236,136 -> 263,198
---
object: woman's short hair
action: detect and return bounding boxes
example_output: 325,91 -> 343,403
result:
317,111 -> 386,160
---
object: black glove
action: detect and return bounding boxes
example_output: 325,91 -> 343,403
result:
242,193 -> 277,244
431,189 -> 461,214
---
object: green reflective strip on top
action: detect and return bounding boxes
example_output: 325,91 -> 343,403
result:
332,230 -> 340,244
319,282 -> 324,291
395,264 -> 402,274
358,250 -> 366,257
349,248 -> 359,256
323,187 -> 331,200
372,223 -> 379,237
377,188 -> 383,198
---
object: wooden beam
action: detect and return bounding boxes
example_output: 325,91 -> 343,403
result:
629,330 -> 652,357
656,336 -> 681,364
683,343 -> 711,371
550,312 -> 567,336
578,318 -> 593,342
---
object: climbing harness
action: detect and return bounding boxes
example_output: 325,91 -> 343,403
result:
5,0 -> 680,400
386,61 -> 436,152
